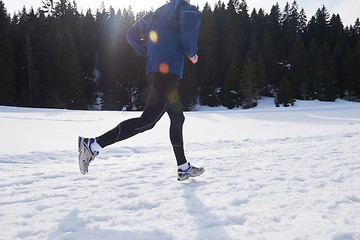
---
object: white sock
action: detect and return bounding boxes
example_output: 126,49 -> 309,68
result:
178,162 -> 190,171
90,139 -> 102,153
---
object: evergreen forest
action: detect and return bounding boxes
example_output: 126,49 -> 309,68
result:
1,0 -> 360,110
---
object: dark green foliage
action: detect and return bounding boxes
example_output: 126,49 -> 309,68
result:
198,3 -> 219,106
356,40 -> 360,99
221,31 -> 242,109
275,75 -> 295,107
313,41 -> 338,101
45,26 -> 84,109
179,60 -> 198,111
0,1 -> 15,105
239,57 -> 258,109
1,0 -> 360,110
288,36 -> 307,98
238,38 -> 263,108
342,47 -> 358,101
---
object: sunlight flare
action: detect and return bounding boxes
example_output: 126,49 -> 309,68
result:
149,30 -> 158,43
159,62 -> 169,74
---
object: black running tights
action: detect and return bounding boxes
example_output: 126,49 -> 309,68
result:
96,72 -> 187,166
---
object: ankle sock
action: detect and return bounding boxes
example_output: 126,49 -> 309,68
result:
178,162 -> 190,171
90,138 -> 102,154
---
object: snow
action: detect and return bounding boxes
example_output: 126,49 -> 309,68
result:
1,98 -> 360,240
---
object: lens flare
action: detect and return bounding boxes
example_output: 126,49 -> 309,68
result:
159,62 -> 169,74
149,31 -> 158,43
168,91 -> 179,103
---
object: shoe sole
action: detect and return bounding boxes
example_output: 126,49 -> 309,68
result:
78,137 -> 88,175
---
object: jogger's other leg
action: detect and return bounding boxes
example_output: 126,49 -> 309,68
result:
96,79 -> 170,148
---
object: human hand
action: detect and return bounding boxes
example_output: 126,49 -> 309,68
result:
188,54 -> 198,64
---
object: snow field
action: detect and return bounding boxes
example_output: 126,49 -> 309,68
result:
0,98 -> 360,240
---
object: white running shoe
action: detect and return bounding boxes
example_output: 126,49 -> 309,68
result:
177,163 -> 205,181
78,137 -> 99,175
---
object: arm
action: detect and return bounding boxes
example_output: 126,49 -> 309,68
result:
126,13 -> 153,56
179,5 -> 201,60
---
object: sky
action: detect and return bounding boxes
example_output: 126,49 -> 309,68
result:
2,0 -> 359,26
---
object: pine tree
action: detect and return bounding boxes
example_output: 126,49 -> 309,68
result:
78,9 -> 98,109
95,5 -> 110,92
42,0 -> 55,16
250,8 -> 265,45
288,36 -> 307,99
238,38 -> 263,108
313,41 -> 337,101
96,6 -> 122,110
221,31 -> 241,109
119,7 -> 145,111
346,18 -> 360,50
308,5 -> 330,46
333,43 -> 345,98
45,25 -> 84,108
24,32 -> 40,107
342,47 -> 357,100
356,39 -> 360,99
10,6 -> 29,106
247,38 -> 265,95
31,8 -> 52,108
268,3 -> 282,45
224,0 -> 240,65
198,3 -> 219,106
280,1 -> 298,57
298,8 -> 307,35
210,1 -> 226,106
25,9 -> 43,107
239,57 -> 258,109
261,29 -> 279,92
267,3 -> 282,68
237,0 -> 251,65
328,14 -> 345,51
256,51 -> 266,95
275,74 -> 295,107
0,1 -> 15,105
179,59 -> 198,111
306,39 -> 318,99
54,0 -> 67,18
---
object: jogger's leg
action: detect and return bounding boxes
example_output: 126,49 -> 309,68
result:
167,98 -> 187,166
96,91 -> 169,148
96,73 -> 180,148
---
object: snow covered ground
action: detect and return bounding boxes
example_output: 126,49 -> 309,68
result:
1,98 -> 360,240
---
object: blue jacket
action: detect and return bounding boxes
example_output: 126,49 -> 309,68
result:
126,0 -> 201,79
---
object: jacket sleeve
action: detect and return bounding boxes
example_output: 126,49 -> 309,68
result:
126,13 -> 152,56
179,5 -> 201,57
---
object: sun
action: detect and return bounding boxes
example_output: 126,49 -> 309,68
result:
131,0 -> 163,12
101,0 -> 164,13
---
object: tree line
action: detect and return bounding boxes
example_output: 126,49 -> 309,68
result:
0,0 -> 360,110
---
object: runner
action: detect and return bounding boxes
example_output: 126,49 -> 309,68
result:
78,0 -> 204,181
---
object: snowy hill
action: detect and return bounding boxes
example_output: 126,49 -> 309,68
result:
1,98 -> 360,240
